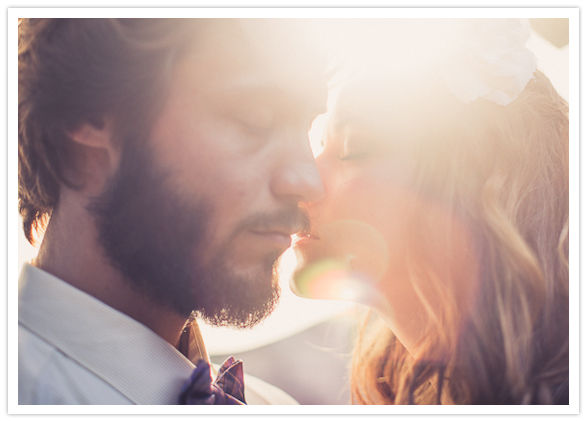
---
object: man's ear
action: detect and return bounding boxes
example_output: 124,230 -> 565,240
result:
65,118 -> 121,191
67,117 -> 113,150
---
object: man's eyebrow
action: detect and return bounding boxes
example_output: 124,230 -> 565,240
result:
219,77 -> 328,116
225,84 -> 288,103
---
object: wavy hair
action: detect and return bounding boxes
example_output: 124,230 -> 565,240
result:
350,70 -> 569,405
18,18 -> 205,244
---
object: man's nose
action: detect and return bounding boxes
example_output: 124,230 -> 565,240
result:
269,132 -> 324,204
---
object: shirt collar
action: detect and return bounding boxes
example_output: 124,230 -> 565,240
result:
18,263 -> 195,404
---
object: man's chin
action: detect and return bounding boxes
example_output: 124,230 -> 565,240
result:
191,260 -> 281,329
195,285 -> 280,330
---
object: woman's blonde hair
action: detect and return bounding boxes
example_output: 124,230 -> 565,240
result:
350,70 -> 569,405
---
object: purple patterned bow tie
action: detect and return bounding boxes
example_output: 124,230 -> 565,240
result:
178,356 -> 246,405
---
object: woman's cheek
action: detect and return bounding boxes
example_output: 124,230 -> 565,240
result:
334,167 -> 413,224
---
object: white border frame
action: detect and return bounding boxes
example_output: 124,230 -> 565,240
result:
5,5 -> 580,417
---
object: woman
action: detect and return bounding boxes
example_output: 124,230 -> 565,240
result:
292,19 -> 569,405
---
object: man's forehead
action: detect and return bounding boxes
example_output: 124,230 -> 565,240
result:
237,19 -> 325,73
176,19 -> 328,113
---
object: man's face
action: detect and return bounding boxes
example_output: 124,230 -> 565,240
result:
91,20 -> 327,328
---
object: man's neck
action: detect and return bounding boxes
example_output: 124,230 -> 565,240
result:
34,188 -> 189,347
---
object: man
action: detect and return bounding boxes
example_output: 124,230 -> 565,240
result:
18,18 -> 327,405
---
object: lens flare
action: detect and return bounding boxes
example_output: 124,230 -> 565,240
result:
291,258 -> 376,303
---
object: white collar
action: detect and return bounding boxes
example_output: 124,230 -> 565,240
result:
18,263 -> 195,404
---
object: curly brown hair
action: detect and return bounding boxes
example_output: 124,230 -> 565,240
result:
18,18 -> 204,244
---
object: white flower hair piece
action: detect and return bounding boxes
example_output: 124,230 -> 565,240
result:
442,19 -> 538,106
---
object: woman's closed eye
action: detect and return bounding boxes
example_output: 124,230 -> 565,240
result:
339,136 -> 371,161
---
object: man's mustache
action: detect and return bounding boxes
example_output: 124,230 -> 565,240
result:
235,206 -> 311,238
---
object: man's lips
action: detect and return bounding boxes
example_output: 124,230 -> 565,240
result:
249,230 -> 294,249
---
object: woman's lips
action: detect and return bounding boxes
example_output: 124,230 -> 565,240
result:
292,233 -> 320,247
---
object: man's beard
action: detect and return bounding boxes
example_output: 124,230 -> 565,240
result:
87,135 -> 305,329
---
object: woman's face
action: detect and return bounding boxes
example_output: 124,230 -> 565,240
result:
291,91 -> 478,350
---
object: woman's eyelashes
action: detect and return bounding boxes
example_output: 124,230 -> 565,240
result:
339,149 -> 366,161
